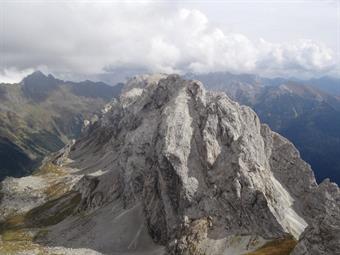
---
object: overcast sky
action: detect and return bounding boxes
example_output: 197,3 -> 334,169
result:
1,0 -> 339,83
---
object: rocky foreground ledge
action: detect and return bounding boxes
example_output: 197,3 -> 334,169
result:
0,74 -> 339,255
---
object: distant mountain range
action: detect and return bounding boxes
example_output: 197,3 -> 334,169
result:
0,71 -> 122,180
1,70 -> 339,185
187,72 -> 340,184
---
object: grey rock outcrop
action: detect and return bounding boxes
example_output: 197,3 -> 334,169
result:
0,74 -> 339,255
291,179 -> 340,255
61,74 -> 340,254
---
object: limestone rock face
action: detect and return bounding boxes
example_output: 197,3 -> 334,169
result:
0,74 -> 339,255
290,179 -> 340,255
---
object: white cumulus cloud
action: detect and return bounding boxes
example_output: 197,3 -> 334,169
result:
0,1 -> 338,82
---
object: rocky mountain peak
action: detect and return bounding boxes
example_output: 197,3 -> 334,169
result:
25,70 -> 46,78
21,70 -> 57,84
20,71 -> 61,102
0,74 -> 338,255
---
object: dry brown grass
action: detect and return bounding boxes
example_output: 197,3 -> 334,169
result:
33,162 -> 66,177
44,181 -> 69,199
0,191 -> 81,254
0,228 -> 45,254
2,214 -> 26,230
245,237 -> 297,255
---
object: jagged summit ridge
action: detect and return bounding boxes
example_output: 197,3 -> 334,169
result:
0,74 -> 339,255
62,74 -> 338,253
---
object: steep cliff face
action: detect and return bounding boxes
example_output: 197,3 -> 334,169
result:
0,74 -> 338,255
189,72 -> 340,185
